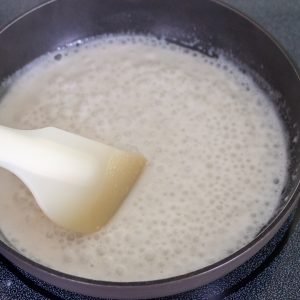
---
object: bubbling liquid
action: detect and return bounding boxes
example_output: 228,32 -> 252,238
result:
0,35 -> 287,281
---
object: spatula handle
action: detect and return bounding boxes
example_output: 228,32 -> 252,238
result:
0,125 -> 97,181
0,125 -> 35,172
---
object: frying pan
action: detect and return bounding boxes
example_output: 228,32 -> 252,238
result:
0,0 -> 300,299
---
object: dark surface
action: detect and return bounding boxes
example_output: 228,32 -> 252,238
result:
0,0 -> 300,299
1,0 -> 300,69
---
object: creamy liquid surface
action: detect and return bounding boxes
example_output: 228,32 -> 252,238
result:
0,35 -> 287,281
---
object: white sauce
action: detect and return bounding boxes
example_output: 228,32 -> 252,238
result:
0,35 -> 287,281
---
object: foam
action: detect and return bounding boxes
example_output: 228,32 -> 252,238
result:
0,35 -> 288,281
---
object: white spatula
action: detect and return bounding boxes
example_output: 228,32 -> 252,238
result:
0,126 -> 146,233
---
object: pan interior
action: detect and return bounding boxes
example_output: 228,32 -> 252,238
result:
0,34 -> 289,282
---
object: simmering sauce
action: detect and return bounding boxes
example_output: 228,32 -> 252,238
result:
0,35 -> 287,281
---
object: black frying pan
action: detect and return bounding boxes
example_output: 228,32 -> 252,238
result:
0,0 -> 300,299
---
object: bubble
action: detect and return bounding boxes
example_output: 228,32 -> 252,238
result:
54,53 -> 62,61
46,232 -> 53,239
67,233 -> 75,241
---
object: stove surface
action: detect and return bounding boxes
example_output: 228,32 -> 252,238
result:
0,1 -> 300,299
